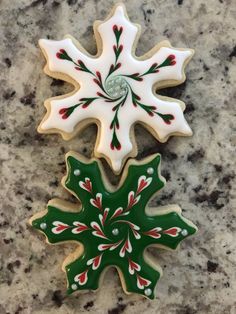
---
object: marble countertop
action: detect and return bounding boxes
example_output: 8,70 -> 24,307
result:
0,0 -> 235,313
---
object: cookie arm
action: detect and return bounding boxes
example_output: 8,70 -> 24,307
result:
65,250 -> 106,294
113,154 -> 165,210
141,208 -> 197,249
63,154 -> 107,207
136,94 -> 192,142
39,38 -> 96,83
129,46 -> 193,87
30,205 -> 89,244
38,89 -> 100,136
115,251 -> 161,299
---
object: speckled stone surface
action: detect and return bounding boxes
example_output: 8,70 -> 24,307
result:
0,0 -> 236,313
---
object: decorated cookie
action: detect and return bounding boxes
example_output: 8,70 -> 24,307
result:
38,4 -> 194,173
29,152 -> 197,299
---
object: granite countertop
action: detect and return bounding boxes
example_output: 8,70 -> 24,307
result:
0,0 -> 235,313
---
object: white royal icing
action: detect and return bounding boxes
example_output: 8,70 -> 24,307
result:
39,5 -> 193,172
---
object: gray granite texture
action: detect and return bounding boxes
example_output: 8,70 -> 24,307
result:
0,0 -> 236,313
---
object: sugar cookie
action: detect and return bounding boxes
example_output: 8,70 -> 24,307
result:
38,3 -> 194,173
29,152 -> 197,299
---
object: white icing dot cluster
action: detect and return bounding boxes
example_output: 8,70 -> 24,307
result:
105,76 -> 128,98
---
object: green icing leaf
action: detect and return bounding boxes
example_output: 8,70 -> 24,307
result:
30,153 -> 197,299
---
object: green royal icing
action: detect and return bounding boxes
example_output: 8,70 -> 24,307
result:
31,153 -> 197,299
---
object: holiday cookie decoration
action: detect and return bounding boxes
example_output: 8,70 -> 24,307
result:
38,4 -> 193,173
29,152 -> 197,299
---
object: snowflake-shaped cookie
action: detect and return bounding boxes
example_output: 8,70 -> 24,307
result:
30,152 -> 197,299
38,4 -> 193,173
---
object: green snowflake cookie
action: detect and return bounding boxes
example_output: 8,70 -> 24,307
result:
30,153 -> 197,299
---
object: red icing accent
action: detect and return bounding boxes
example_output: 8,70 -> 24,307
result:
128,192 -> 137,208
78,60 -> 84,66
62,113 -> 68,119
129,259 -> 140,272
82,179 -> 92,193
59,108 -> 67,114
120,238 -> 131,256
144,228 -> 161,239
73,223 -> 89,233
110,143 -> 121,151
82,103 -> 89,109
168,54 -> 175,60
92,195 -> 102,209
137,178 -> 149,195
137,274 -> 150,288
99,243 -> 114,250
96,71 -> 101,80
91,222 -> 106,239
55,224 -> 69,233
93,255 -> 101,268
93,78 -> 100,86
102,209 -> 109,225
76,270 -> 88,285
163,227 -> 179,236
111,207 -> 123,219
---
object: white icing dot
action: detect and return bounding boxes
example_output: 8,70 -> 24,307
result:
144,288 -> 152,296
181,229 -> 188,236
71,284 -> 77,290
112,228 -> 119,236
147,167 -> 154,175
74,169 -> 81,176
40,223 -> 47,230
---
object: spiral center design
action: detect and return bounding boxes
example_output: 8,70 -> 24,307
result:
105,76 -> 128,98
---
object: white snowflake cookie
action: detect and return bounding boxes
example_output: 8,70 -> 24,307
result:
38,4 -> 194,173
